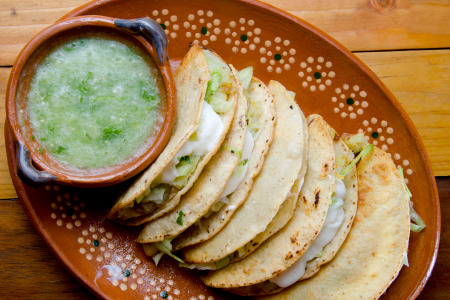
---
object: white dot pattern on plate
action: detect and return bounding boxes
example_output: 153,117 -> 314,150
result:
38,10 -> 415,299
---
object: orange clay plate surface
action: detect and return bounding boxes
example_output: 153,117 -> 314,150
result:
5,0 -> 440,299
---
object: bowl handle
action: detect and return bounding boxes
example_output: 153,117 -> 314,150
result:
114,17 -> 169,65
16,141 -> 57,187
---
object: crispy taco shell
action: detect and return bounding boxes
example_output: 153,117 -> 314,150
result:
137,65 -> 244,244
231,106 -> 309,263
226,137 -> 358,296
181,80 -> 304,264
254,147 -> 410,300
172,77 -> 276,251
202,114 -> 334,289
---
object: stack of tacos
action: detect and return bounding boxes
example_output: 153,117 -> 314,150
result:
107,44 -> 424,299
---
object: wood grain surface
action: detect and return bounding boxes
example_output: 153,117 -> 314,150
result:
0,0 -> 448,299
2,0 -> 450,65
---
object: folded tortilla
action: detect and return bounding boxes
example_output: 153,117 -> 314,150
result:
181,80 -> 305,265
201,114 -> 334,288
231,107 -> 308,263
108,45 -> 238,225
171,77 -> 276,251
254,147 -> 410,300
225,135 -> 358,295
137,64 -> 246,244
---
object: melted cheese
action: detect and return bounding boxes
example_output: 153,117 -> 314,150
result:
160,101 -> 224,183
269,178 -> 346,288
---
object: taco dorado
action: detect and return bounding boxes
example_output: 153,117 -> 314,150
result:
108,45 -> 238,225
171,74 -> 277,252
254,146 -> 410,300
223,129 -> 360,296
201,114 -> 335,289
180,81 -> 306,268
230,102 -> 308,264
137,64 -> 248,257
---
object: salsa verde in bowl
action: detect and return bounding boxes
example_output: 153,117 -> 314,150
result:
6,16 -> 176,187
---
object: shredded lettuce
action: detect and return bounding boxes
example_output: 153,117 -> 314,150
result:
205,72 -> 222,100
237,246 -> 246,257
116,207 -> 142,220
155,238 -> 184,264
401,251 -> 409,267
152,252 -> 165,266
246,98 -> 262,140
141,184 -> 171,205
314,250 -> 323,258
341,144 -> 374,176
398,167 -> 413,198
334,139 -> 354,177
204,52 -> 231,85
215,253 -> 234,269
203,50 -> 233,113
135,193 -> 144,203
204,197 -> 229,218
208,91 -> 234,113
410,203 -> 426,232
173,155 -> 201,189
328,128 -> 336,140
189,131 -> 198,141
179,262 -> 217,270
343,132 -> 370,153
398,167 -> 426,233
238,67 -> 253,90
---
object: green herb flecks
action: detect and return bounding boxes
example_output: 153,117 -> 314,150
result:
177,156 -> 191,164
38,148 -> 43,154
55,146 -> 66,154
176,211 -> 184,226
78,71 -> 92,102
63,43 -> 77,52
238,158 -> 248,167
102,126 -> 122,140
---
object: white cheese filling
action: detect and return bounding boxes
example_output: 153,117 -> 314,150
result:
160,101 -> 224,184
219,130 -> 254,199
269,178 -> 346,288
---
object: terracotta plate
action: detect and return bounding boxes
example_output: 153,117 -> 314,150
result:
6,0 -> 440,299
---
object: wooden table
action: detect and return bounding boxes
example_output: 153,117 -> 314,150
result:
0,0 -> 449,299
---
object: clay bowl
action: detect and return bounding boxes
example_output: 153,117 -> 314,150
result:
6,15 -> 176,188
5,0 -> 439,300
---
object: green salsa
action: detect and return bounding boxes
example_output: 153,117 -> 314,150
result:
24,37 -> 163,170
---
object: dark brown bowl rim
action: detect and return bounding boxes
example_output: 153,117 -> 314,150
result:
6,15 -> 177,188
